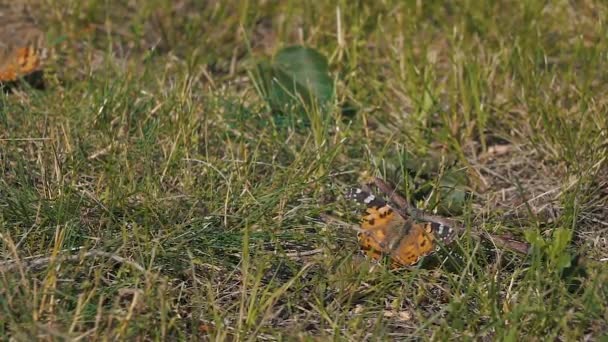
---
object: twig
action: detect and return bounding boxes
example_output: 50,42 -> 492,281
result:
282,248 -> 324,259
318,213 -> 364,233
0,137 -> 51,141
0,249 -> 148,274
482,232 -> 531,255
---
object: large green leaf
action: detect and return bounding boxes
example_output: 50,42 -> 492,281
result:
436,168 -> 468,215
255,45 -> 334,117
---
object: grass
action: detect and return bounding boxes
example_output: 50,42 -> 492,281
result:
1,0 -> 607,340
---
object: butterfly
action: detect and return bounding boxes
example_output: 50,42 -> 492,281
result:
0,5 -> 45,83
346,187 -> 457,268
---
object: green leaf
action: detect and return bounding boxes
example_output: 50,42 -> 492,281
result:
555,253 -> 572,271
549,227 -> 573,271
436,168 -> 468,215
524,229 -> 545,249
254,45 -> 334,117
549,227 -> 573,257
273,46 -> 334,106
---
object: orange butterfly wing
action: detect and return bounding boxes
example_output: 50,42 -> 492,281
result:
0,6 -> 45,82
390,223 -> 436,267
0,46 -> 42,81
347,188 -> 455,268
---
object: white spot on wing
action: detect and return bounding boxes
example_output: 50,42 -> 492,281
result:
356,188 -> 362,194
363,194 -> 375,204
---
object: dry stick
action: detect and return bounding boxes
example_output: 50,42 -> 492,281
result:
0,250 -> 149,274
319,213 -> 365,234
372,177 -> 531,255
282,248 -> 324,259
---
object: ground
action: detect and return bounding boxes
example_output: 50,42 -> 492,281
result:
1,0 -> 607,340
